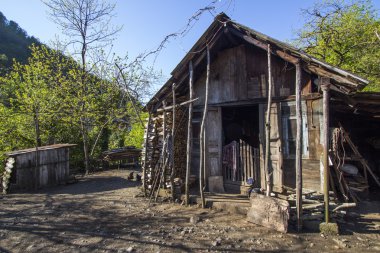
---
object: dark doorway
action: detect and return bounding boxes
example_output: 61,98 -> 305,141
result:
222,105 -> 260,192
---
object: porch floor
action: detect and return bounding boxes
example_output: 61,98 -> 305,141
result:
189,192 -> 251,215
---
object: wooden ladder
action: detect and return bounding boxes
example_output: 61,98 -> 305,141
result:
339,123 -> 380,187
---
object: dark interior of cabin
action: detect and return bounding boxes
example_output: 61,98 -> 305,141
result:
331,112 -> 380,201
222,106 -> 260,147
222,106 -> 260,187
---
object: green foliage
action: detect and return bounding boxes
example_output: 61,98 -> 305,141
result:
124,111 -> 148,148
0,43 -> 153,171
297,0 -> 380,91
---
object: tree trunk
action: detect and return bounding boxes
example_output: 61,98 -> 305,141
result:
80,118 -> 90,175
264,44 -> 273,196
34,109 -> 41,190
143,114 -> 152,197
171,83 -> 176,200
185,61 -> 194,205
295,62 -> 303,231
199,46 -> 210,208
321,78 -> 331,223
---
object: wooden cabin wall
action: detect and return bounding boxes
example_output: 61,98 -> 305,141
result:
282,98 -> 323,192
191,44 -> 323,192
193,45 -> 313,108
193,45 -> 247,106
9,147 -> 70,191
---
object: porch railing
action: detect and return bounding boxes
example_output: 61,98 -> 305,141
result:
222,139 -> 259,185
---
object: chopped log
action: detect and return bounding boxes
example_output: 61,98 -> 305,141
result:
303,203 -> 324,210
332,203 -> 356,212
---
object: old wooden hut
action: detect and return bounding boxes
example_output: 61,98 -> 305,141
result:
2,144 -> 76,192
142,13 -> 380,206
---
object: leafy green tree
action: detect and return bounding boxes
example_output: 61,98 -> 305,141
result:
0,45 -> 71,150
44,0 -> 122,174
297,0 -> 380,91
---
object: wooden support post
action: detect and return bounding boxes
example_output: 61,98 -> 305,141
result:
321,79 -> 331,223
264,44 -> 273,196
185,61 -> 194,205
171,83 -> 176,200
162,101 -> 167,192
143,114 -> 152,197
295,61 -> 303,232
199,46 -> 210,208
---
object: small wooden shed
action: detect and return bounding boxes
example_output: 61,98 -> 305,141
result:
2,144 -> 76,192
142,13 -> 380,205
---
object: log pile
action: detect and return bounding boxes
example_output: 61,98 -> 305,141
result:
142,96 -> 188,198
286,190 -> 356,231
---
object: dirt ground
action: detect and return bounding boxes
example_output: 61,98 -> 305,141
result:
1,169 -> 379,253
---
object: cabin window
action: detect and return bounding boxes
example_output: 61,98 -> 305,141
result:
281,101 -> 309,158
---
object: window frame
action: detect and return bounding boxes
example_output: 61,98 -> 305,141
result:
281,101 -> 309,159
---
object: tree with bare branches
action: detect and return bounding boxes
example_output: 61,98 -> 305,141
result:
43,0 -> 121,174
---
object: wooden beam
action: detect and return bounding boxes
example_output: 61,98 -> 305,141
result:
308,65 -> 358,91
185,61 -> 194,205
227,26 -> 299,64
264,44 -> 273,196
295,62 -> 303,232
199,46 -> 210,208
156,98 -> 199,112
321,78 -> 331,223
143,113 -> 152,197
171,83 -> 176,200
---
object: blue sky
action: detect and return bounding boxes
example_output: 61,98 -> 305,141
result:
2,0 -> 380,81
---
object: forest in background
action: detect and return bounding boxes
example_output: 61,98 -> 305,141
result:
0,8 -> 153,173
0,11 -> 41,75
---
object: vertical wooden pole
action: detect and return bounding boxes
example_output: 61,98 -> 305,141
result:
199,46 -> 210,208
185,61 -> 194,205
295,61 -> 303,232
143,113 -> 152,197
171,83 -> 176,200
264,44 -> 273,196
321,78 -> 331,223
162,101 -> 167,192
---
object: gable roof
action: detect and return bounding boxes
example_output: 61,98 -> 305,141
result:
147,13 -> 369,111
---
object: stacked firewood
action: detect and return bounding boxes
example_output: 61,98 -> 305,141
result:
172,106 -> 188,179
287,190 -> 355,231
142,96 -> 189,196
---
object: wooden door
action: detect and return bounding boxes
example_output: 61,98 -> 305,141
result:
206,107 -> 222,178
259,103 -> 283,192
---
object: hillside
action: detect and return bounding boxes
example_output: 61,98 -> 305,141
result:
0,11 -> 42,74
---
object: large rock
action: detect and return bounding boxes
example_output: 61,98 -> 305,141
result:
247,193 -> 289,232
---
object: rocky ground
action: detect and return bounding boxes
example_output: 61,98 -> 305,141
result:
0,169 -> 379,252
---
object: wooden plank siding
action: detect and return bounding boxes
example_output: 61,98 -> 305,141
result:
191,44 -> 323,193
8,145 -> 72,192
